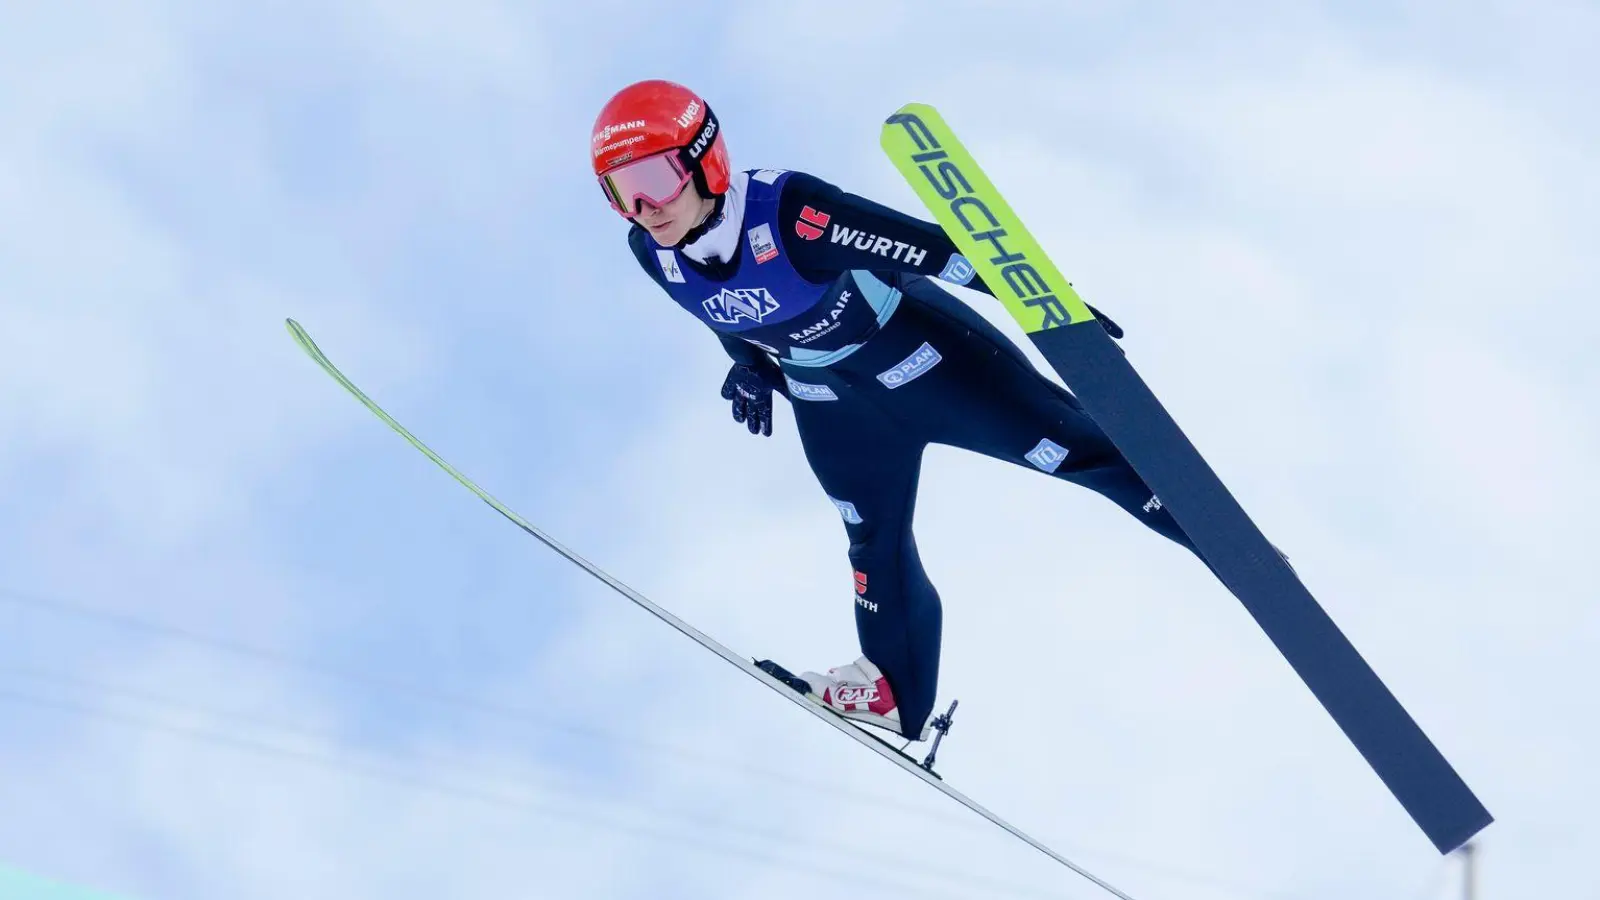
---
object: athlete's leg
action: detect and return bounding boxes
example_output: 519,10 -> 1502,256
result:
885,277 -> 1202,560
780,365 -> 943,740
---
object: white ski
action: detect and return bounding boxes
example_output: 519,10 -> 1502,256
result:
286,318 -> 1139,900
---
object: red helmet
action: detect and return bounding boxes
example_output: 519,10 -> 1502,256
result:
591,79 -> 731,216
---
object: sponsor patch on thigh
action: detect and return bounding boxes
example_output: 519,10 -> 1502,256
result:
876,342 -> 942,389
1025,438 -> 1070,473
785,375 -> 838,401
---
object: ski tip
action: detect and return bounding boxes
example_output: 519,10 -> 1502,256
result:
885,100 -> 935,120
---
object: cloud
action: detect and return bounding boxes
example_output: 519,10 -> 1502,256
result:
2,2 -> 1595,899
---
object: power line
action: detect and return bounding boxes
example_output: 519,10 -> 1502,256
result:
0,679 -> 1085,900
1459,841 -> 1478,900
0,586 -> 953,822
0,586 -> 1341,900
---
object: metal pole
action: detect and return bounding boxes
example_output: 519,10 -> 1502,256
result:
1460,840 -> 1477,900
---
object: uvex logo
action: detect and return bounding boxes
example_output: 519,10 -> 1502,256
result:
688,116 -> 718,160
675,100 -> 702,128
795,206 -> 830,240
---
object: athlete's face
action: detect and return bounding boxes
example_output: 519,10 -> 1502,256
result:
635,181 -> 715,245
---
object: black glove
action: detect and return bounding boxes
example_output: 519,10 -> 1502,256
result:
1086,303 -> 1123,339
719,362 -> 781,436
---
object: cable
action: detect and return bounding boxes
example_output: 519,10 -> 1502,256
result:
0,586 -> 955,824
0,670 -> 1091,900
0,586 -> 1330,900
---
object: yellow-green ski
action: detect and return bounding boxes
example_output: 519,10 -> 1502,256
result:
880,101 -> 1491,856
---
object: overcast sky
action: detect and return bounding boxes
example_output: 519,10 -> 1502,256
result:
2,1 -> 1596,898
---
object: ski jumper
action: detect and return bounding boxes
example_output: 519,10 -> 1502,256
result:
629,168 -> 1202,739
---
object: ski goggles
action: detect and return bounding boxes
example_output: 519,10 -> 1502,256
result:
598,150 -> 693,218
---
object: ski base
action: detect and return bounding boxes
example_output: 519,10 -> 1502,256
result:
286,316 -> 1141,898
878,100 -> 1492,854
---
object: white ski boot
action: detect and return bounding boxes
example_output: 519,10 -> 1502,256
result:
797,656 -> 932,741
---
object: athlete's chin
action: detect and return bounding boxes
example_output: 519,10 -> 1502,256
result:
644,220 -> 683,243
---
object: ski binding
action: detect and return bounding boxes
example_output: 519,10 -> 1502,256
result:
754,658 -> 958,778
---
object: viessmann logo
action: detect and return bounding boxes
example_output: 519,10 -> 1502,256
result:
591,120 -> 645,145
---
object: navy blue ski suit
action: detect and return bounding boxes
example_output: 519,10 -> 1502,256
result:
629,167 -> 1200,739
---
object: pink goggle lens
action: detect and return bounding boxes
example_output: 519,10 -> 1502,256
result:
599,152 -> 692,217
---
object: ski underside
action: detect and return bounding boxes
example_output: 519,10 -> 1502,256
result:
878,102 -> 1490,855
285,319 -> 1141,899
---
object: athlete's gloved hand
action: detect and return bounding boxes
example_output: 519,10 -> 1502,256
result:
720,362 -> 782,436
1086,303 -> 1124,339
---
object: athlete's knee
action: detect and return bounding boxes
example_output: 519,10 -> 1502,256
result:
1067,459 -> 1197,551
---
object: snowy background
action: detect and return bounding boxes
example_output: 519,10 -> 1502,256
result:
2,1 -> 1597,898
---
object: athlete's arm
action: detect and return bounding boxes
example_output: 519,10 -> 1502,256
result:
774,172 -> 1123,338
774,171 -> 992,292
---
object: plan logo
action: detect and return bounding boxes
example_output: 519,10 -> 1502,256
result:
876,342 -> 942,389
784,376 -> 838,401
702,287 -> 780,325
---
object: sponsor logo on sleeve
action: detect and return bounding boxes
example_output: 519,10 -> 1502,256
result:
937,253 -> 977,285
795,206 -> 831,240
829,225 -> 927,266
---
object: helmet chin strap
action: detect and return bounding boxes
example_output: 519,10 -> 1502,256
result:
672,191 -> 727,249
